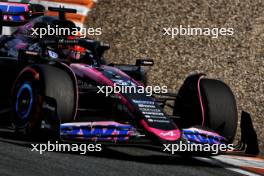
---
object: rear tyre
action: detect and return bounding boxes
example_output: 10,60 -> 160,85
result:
173,74 -> 238,142
12,65 -> 77,136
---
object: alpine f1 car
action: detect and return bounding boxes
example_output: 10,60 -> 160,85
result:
0,2 -> 238,150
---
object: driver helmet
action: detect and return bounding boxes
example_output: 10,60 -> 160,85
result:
67,34 -> 86,60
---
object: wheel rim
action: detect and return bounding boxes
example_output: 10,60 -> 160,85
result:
15,83 -> 34,119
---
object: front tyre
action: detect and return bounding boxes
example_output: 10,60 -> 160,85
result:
173,74 -> 238,142
12,65 -> 77,136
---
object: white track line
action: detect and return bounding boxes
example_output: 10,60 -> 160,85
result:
213,155 -> 264,169
226,168 -> 261,176
194,156 -> 262,176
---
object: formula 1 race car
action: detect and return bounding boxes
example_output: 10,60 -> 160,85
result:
0,2 -> 238,150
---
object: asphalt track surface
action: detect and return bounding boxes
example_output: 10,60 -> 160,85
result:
0,129 -> 247,176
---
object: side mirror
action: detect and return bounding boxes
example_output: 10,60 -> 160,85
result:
136,59 -> 154,66
18,49 -> 40,63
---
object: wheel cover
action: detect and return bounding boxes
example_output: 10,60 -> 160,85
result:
15,83 -> 34,119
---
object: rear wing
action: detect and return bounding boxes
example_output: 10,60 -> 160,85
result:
31,0 -> 97,27
0,2 -> 44,26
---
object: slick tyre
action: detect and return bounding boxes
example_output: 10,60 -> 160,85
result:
173,74 -> 238,142
12,65 -> 77,136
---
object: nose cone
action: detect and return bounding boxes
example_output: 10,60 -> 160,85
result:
141,120 -> 181,141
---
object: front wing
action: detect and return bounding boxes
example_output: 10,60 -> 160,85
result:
60,121 -> 227,145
